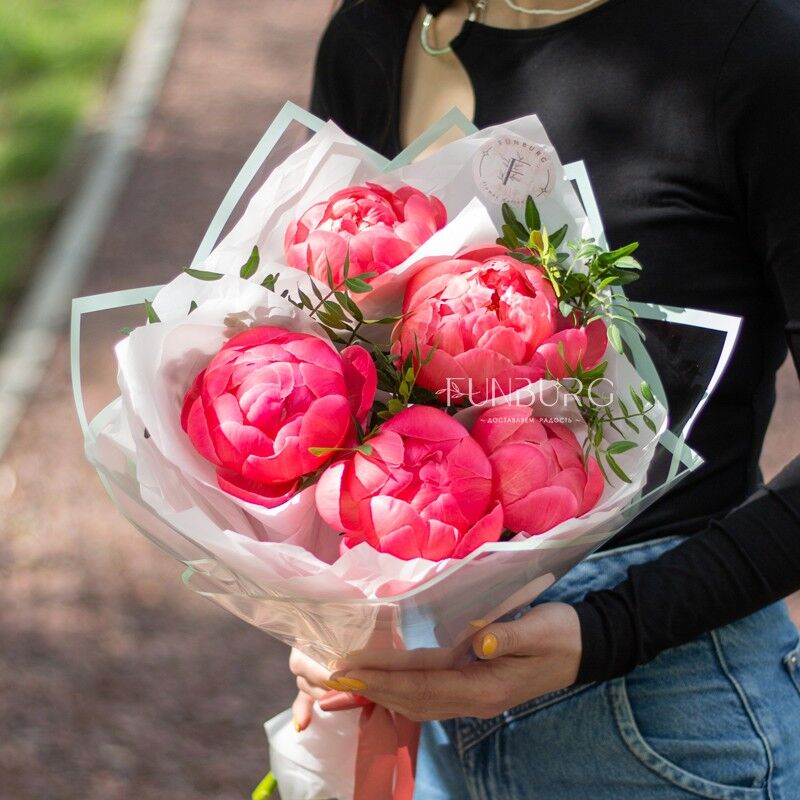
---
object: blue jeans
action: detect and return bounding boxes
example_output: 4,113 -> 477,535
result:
414,536 -> 800,800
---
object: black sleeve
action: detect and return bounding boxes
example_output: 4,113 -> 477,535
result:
572,0 -> 800,684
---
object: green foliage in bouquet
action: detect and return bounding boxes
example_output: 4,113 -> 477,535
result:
497,196 -> 658,482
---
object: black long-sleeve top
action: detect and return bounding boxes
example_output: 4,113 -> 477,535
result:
310,0 -> 800,682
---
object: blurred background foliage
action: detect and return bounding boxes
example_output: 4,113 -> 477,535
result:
0,0 -> 141,306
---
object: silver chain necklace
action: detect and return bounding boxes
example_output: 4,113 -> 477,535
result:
503,0 -> 605,15
421,0 -> 604,57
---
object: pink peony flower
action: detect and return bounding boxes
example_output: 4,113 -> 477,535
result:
181,326 -> 377,509
284,182 -> 447,286
393,244 -> 607,403
315,406 -> 504,560
472,404 -> 604,535
532,316 -> 608,380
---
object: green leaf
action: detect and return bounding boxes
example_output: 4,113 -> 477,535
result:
344,276 -> 373,294
120,327 -> 133,336
184,267 -> 223,281
624,418 -> 640,434
598,241 -> 639,267
630,387 -> 644,413
558,300 -> 574,318
316,310 -> 349,329
297,289 -> 313,309
501,223 -> 522,247
323,299 -> 344,319
618,398 -> 630,418
335,291 -> 364,322
144,299 -> 160,323
643,414 -> 658,433
615,255 -> 642,270
640,381 -> 655,404
239,246 -> 260,279
189,300 -> 198,314
342,249 -> 351,280
261,274 -> 278,291
501,204 -> 528,241
607,323 -> 623,353
549,224 -> 569,249
356,444 -> 374,456
609,420 -> 627,438
605,453 -> 632,483
595,454 -> 611,483
614,270 -> 641,286
308,446 -> 334,457
606,440 -> 637,454
325,256 -> 335,290
525,196 -> 541,231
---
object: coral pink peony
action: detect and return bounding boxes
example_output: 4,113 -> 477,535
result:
181,326 -> 376,508
315,406 -> 503,560
393,244 -> 607,403
284,182 -> 447,286
472,404 -> 604,535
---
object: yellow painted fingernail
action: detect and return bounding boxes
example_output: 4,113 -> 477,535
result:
469,618 -> 490,628
336,676 -> 368,692
293,717 -> 302,733
324,676 -> 367,692
481,633 -> 498,658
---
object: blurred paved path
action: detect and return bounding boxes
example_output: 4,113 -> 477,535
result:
1,2 -> 330,798
1,1 -> 798,797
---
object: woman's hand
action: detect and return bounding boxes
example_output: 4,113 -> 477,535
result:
289,602 -> 582,726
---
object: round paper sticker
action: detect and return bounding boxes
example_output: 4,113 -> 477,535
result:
473,136 -> 560,206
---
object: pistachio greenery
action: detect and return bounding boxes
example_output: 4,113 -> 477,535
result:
497,196 -> 658,482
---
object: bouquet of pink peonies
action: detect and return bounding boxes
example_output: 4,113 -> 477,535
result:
72,104 -> 740,800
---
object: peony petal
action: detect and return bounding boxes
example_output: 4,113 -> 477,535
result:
490,443 -> 552,506
212,421 -> 274,470
579,456 -> 604,515
298,394 -> 352,472
452,502 -> 504,558
382,406 -> 469,444
583,318 -> 608,369
504,486 -> 579,535
421,519 -> 459,560
471,405 -> 534,455
241,437 -> 304,485
184,397 -> 222,466
315,460 -> 351,532
298,362 -> 348,400
217,470 -> 298,510
364,496 -> 428,559
340,345 -> 378,423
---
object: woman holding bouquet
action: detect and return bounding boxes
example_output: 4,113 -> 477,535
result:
289,0 -> 800,796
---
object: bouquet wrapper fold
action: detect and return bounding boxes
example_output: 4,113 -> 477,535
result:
71,104 -> 742,800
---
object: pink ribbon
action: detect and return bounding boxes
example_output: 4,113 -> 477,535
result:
320,691 -> 420,800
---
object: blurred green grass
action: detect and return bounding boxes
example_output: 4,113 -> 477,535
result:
0,0 -> 141,302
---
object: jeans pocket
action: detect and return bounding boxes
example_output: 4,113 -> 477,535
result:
783,640 -> 800,697
610,632 -> 771,800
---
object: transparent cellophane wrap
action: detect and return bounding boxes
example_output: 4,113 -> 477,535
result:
71,105 -> 740,799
